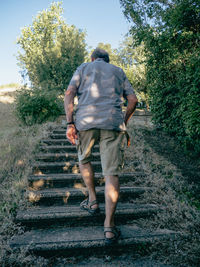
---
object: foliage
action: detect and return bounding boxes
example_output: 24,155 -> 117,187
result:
117,37 -> 147,102
17,2 -> 87,93
15,87 -> 63,125
120,0 -> 200,155
86,42 -> 120,64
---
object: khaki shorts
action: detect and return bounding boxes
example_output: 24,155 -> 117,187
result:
77,129 -> 127,176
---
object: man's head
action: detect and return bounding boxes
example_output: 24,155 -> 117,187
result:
91,48 -> 110,63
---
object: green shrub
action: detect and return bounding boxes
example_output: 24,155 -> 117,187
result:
147,32 -> 200,156
15,88 -> 63,125
120,0 -> 200,156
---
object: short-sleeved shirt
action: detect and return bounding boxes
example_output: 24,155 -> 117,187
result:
68,58 -> 135,131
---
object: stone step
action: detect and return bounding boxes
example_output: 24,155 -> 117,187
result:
10,224 -> 177,256
15,203 -> 161,228
52,129 -> 71,135
40,139 -> 72,145
26,186 -> 149,205
35,152 -> 100,162
49,133 -> 70,139
40,145 -> 99,153
50,127 -> 72,134
32,161 -> 102,174
29,172 -> 146,189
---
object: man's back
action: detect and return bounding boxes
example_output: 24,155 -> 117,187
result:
69,58 -> 133,131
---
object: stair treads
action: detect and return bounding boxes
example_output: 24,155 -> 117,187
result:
28,172 -> 146,189
26,186 -> 150,205
15,203 -> 160,227
10,224 -> 177,252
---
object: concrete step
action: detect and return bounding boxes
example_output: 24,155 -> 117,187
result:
35,152 -> 100,162
15,203 -> 161,228
29,172 -> 147,189
32,161 -> 102,174
40,139 -> 72,145
49,133 -> 70,139
10,224 -> 177,256
26,186 -> 149,205
52,129 -> 67,135
40,145 -> 99,153
52,129 -> 71,135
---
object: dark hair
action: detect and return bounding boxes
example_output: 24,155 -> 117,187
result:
91,48 -> 110,63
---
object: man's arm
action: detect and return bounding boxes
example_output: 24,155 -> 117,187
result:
124,94 -> 138,126
64,85 -> 77,145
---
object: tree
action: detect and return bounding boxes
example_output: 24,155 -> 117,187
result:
120,0 -> 200,155
117,37 -> 147,103
17,2 -> 87,93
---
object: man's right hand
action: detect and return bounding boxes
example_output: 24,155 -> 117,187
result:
66,124 -> 78,145
124,94 -> 138,126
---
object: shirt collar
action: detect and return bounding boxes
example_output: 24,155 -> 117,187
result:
95,58 -> 105,62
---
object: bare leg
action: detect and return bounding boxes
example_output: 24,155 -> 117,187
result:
79,162 -> 98,209
104,175 -> 120,238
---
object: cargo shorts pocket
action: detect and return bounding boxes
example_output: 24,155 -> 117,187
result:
77,132 -> 84,162
118,131 -> 127,169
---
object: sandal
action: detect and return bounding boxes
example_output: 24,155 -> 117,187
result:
104,226 -> 121,245
80,198 -> 100,215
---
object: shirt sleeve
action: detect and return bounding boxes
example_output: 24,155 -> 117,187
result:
68,66 -> 82,89
122,70 -> 136,99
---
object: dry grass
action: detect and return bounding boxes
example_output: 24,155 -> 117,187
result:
0,89 -> 19,138
124,116 -> 200,266
0,87 -> 56,266
0,83 -> 19,89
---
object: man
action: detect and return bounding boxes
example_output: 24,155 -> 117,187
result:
64,48 -> 138,245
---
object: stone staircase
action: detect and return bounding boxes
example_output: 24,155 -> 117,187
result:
10,125 -> 178,257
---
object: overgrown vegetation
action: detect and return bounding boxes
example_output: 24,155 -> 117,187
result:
0,126 -> 50,266
15,87 -> 63,125
0,88 -> 52,266
124,117 -> 200,266
120,0 -> 200,155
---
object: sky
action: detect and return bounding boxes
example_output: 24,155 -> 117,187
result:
0,0 -> 131,85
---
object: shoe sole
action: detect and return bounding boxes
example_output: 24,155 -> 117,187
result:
80,206 -> 101,215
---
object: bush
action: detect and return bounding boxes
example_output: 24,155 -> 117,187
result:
15,88 -> 63,125
120,0 -> 200,156
147,30 -> 200,156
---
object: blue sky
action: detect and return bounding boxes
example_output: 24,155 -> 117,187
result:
0,0 -> 130,85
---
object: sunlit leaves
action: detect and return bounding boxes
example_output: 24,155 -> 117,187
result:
17,2 -> 87,92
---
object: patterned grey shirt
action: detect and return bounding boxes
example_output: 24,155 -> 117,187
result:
68,58 -> 135,131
